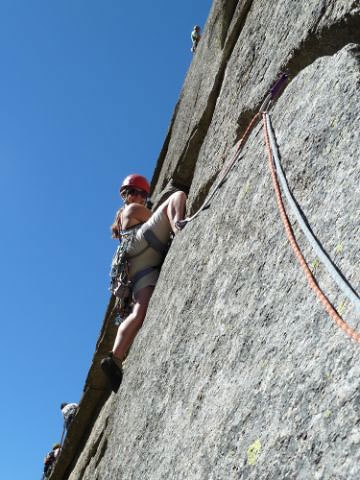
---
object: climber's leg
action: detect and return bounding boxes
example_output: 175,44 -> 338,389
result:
159,191 -> 187,234
113,286 -> 154,359
101,286 -> 154,393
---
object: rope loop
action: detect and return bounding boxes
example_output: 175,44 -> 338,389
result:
262,112 -> 360,344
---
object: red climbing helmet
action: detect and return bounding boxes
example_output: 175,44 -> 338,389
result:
120,174 -> 150,195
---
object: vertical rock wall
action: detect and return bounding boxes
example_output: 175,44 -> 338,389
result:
52,1 -> 360,478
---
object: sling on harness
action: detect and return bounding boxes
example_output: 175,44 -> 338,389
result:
110,223 -> 142,321
109,220 -> 170,322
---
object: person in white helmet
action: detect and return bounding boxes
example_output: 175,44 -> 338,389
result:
191,25 -> 201,53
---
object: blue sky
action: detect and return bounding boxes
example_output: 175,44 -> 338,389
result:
0,1 -> 211,477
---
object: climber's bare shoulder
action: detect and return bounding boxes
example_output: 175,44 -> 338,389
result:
122,203 -> 152,229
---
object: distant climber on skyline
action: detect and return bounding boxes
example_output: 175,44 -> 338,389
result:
191,25 -> 201,53
101,174 -> 186,393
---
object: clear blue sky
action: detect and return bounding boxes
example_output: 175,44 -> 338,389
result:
0,1 -> 211,478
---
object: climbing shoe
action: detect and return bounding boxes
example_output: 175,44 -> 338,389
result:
100,354 -> 123,393
175,219 -> 187,231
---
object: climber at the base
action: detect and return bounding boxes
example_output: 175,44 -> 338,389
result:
43,443 -> 61,479
101,174 -> 187,392
191,25 -> 201,53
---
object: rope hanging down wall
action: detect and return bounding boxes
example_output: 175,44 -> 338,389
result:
177,73 -> 360,343
176,73 -> 289,229
176,111 -> 260,227
262,112 -> 360,343
263,113 -> 360,313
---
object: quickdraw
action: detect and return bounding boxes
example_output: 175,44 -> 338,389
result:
109,226 -> 142,323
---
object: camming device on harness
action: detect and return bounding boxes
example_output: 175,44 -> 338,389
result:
109,207 -> 172,324
109,223 -> 142,323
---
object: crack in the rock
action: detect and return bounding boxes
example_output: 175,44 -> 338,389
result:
285,10 -> 360,76
94,438 -> 108,470
77,416 -> 110,479
189,172 -> 219,215
150,98 -> 181,193
77,431 -> 104,479
192,9 -> 360,209
173,0 -> 255,191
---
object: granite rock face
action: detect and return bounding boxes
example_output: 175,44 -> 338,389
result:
151,0 -> 359,212
52,1 -> 360,479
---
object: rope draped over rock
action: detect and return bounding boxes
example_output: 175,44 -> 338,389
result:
263,112 -> 360,313
176,112 -> 260,229
177,72 -> 289,229
262,112 -> 360,343
177,72 -> 360,344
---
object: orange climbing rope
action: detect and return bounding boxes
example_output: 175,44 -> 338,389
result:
177,112 -> 260,228
178,73 -> 290,229
215,111 -> 260,186
262,112 -> 360,344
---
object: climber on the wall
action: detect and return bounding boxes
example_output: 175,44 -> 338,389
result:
101,174 -> 187,392
43,443 -> 61,478
191,25 -> 201,53
60,402 -> 78,431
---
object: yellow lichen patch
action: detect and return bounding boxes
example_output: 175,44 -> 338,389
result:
311,258 -> 320,272
243,182 -> 251,194
338,300 -> 346,316
335,243 -> 344,254
247,439 -> 261,465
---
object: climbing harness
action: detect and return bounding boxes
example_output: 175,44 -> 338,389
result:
110,217 -> 170,323
109,224 -> 143,322
263,113 -> 360,313
177,70 -> 359,343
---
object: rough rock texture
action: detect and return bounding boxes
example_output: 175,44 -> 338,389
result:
51,1 -> 360,479
151,0 -> 360,212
